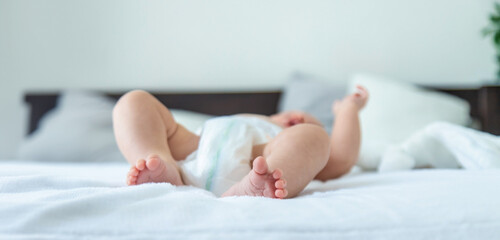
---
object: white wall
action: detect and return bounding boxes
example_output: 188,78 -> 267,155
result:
0,0 -> 497,158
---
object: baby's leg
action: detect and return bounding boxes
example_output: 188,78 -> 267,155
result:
263,124 -> 330,197
315,86 -> 368,181
222,124 -> 330,198
113,90 -> 200,186
314,104 -> 360,181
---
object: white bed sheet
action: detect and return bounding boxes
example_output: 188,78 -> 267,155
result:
1,161 -> 499,240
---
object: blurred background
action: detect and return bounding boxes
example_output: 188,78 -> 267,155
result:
0,0 -> 497,158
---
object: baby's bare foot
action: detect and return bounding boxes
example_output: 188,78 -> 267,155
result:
221,156 -> 288,199
333,85 -> 369,114
126,154 -> 183,186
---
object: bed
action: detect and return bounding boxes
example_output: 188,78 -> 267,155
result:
2,81 -> 500,239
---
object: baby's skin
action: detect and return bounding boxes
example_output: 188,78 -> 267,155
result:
117,86 -> 369,199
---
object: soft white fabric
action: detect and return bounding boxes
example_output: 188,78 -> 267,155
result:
18,90 -> 213,162
179,116 -> 283,196
349,74 -> 471,170
430,122 -> 500,169
1,161 -> 499,239
379,122 -> 500,172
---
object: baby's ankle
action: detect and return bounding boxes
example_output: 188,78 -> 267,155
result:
334,101 -> 360,115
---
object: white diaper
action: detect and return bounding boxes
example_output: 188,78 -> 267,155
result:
178,116 -> 283,196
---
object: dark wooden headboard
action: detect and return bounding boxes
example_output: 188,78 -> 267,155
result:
24,86 -> 500,136
24,91 -> 281,135
436,86 -> 499,135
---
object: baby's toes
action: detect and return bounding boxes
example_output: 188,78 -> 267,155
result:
275,179 -> 287,189
127,175 -> 138,185
274,178 -> 288,199
275,188 -> 288,199
126,166 -> 140,185
136,159 -> 146,170
356,85 -> 369,98
146,155 -> 161,170
128,167 -> 139,177
272,169 -> 283,180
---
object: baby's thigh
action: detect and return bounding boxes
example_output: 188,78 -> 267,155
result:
263,124 -> 330,158
168,124 -> 200,160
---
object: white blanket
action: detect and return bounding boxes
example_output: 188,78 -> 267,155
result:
379,122 -> 500,172
1,161 -> 500,239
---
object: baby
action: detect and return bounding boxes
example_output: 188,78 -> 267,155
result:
113,86 -> 368,198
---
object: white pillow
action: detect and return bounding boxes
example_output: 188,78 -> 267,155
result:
349,74 -> 471,170
19,91 -> 213,162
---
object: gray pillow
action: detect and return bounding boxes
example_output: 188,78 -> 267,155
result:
18,90 -> 124,162
278,73 -> 346,134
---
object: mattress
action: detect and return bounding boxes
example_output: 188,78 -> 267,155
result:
1,161 -> 499,240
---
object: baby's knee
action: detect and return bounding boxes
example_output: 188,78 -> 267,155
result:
295,124 -> 329,142
283,124 -> 330,155
113,90 -> 155,114
117,90 -> 153,106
